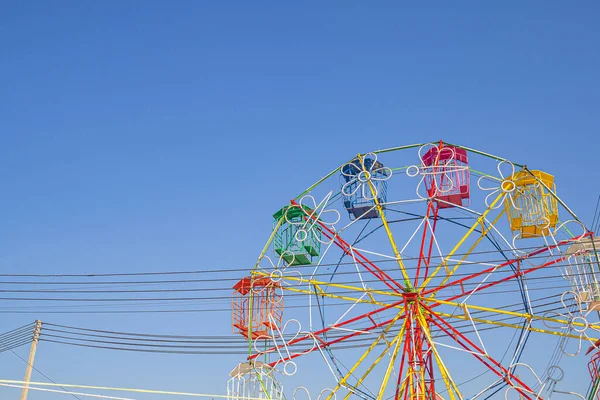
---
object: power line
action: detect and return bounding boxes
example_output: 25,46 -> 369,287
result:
10,349 -> 83,400
0,239 -> 585,282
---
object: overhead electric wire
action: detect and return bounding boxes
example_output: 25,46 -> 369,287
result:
0,323 -> 35,354
0,274 -> 585,315
32,293 -> 572,357
0,237 -> 585,282
0,274 -> 585,303
0,383 -> 132,400
10,349 -> 83,400
0,251 -> 592,295
38,312 -> 562,356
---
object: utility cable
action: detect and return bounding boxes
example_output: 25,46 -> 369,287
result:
10,349 -> 83,400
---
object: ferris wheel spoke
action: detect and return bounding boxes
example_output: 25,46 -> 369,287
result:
423,303 -> 538,400
423,232 -> 591,300
324,314 -> 408,400
434,309 -> 598,341
260,314 -> 406,369
356,154 -> 413,290
291,199 -> 406,293
252,271 -> 403,302
282,284 -> 398,311
413,201 -> 440,288
248,300 -> 406,365
426,298 -> 600,341
375,319 -> 406,400
436,210 -> 507,289
419,192 -> 506,290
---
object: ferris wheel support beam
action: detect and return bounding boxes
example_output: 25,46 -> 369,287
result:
394,319 -> 412,400
323,316 -> 407,400
347,328 -> 405,400
376,319 -> 406,400
423,303 -> 536,400
415,308 -> 462,400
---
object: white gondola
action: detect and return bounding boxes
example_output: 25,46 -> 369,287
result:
566,237 -> 600,307
227,362 -> 283,400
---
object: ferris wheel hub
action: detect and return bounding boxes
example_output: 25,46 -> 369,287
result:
402,290 -> 420,304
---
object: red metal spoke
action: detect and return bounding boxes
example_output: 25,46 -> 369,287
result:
414,201 -> 434,288
290,199 -> 405,293
422,302 -> 538,399
248,299 -> 405,363
265,313 -> 406,368
415,142 -> 444,288
423,232 -> 591,299
422,205 -> 440,285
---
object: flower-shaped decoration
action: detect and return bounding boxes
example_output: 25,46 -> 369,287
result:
254,318 -> 318,376
507,220 -> 587,269
256,253 -> 302,288
287,192 -> 340,245
406,144 -> 469,201
542,291 -> 600,357
341,153 -> 392,202
477,161 -> 547,220
504,362 -> 566,400
294,386 -> 337,400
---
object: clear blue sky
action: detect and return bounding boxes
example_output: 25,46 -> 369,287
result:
1,1 -> 599,399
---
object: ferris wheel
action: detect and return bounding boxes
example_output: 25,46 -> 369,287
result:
228,141 -> 600,400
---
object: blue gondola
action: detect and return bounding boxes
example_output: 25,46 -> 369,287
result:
340,156 -> 388,220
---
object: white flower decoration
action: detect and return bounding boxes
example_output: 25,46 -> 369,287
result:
504,363 -> 565,400
477,160 -> 540,212
507,220 -> 587,275
406,144 -> 469,200
543,291 -> 600,357
256,253 -> 302,287
341,153 -> 392,201
253,318 -> 318,376
287,192 -> 340,245
294,387 -> 336,400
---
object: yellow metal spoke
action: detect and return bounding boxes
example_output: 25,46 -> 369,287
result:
376,319 -> 407,400
252,270 -> 403,300
334,316 -> 407,400
287,286 -> 393,310
420,192 -> 505,290
358,154 -> 412,289
422,297 -> 600,334
434,311 -> 596,341
396,378 -> 408,400
437,210 -> 505,288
